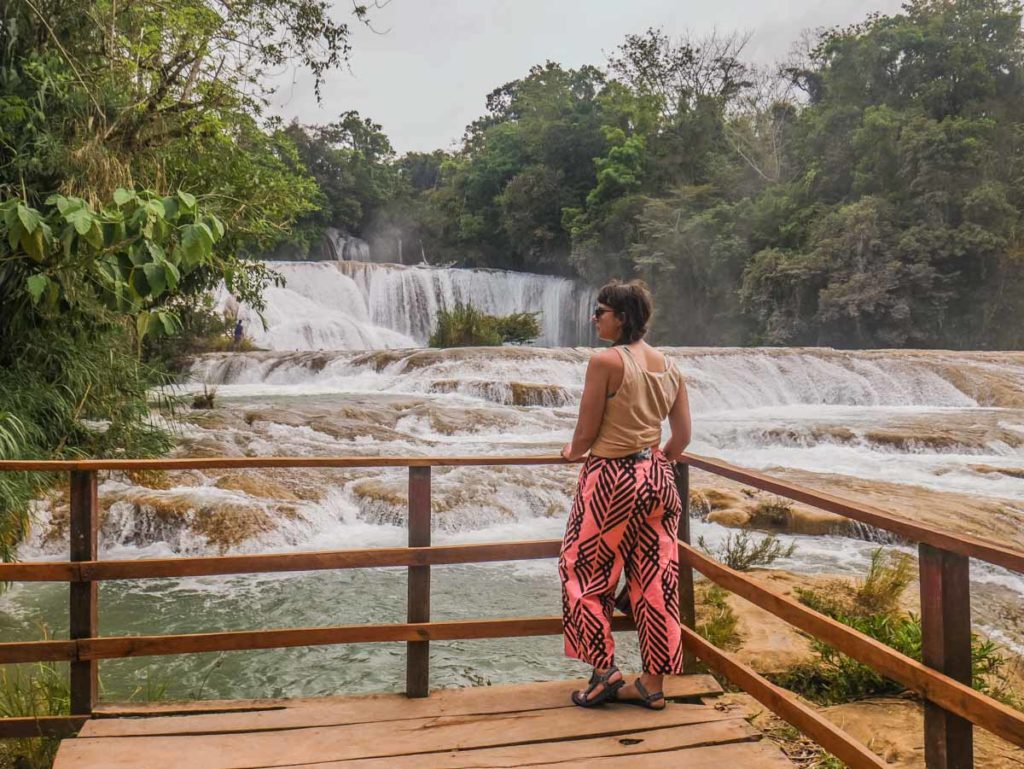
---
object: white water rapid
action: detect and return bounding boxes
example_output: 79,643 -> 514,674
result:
6,297 -> 1024,700
217,261 -> 596,350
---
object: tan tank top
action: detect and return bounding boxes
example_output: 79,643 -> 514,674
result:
590,346 -> 684,458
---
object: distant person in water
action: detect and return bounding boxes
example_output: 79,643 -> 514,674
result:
233,318 -> 244,350
559,279 -> 692,710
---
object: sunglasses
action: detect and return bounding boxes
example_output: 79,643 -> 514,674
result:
593,306 -> 613,319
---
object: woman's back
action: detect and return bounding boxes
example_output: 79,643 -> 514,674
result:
589,343 -> 682,458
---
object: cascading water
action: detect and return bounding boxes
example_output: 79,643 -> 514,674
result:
8,324 -> 1024,698
217,261 -> 596,351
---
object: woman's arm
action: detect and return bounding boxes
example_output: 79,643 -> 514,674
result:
661,378 -> 692,462
560,353 -> 612,461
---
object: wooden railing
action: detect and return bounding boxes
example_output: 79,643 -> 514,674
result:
0,453 -> 1021,769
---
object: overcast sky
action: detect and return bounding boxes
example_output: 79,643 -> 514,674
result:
267,0 -> 906,155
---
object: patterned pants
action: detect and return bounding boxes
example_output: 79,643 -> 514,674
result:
559,451 -> 684,674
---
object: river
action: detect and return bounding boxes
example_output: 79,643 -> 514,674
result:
2,261 -> 1023,702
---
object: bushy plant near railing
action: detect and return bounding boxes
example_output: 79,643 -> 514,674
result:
429,303 -> 540,347
697,530 -> 796,571
778,548 -> 1019,706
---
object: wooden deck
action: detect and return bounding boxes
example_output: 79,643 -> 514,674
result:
52,674 -> 796,768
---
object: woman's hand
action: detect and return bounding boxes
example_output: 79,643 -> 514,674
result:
560,442 -> 575,461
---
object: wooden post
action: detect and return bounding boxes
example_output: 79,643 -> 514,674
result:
674,462 -> 697,674
920,543 -> 973,769
69,471 -> 98,715
406,466 -> 431,698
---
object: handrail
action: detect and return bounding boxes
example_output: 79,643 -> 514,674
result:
1,453 -> 1020,768
679,540 -> 1024,748
0,455 -> 574,471
0,540 -> 563,581
682,451 -> 1024,572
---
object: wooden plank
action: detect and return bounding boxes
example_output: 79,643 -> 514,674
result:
675,462 -> 697,674
678,623 -> 887,769
71,540 -> 563,581
0,639 -> 77,664
81,675 -> 724,737
682,451 -> 1024,574
680,540 -> 1024,748
246,719 -> 764,769
0,455 -> 576,472
0,716 -> 87,738
406,466 -> 431,698
920,544 -> 974,769
69,470 -> 98,716
0,561 -> 78,581
525,741 -> 794,769
75,615 -> 637,660
54,700 -> 739,769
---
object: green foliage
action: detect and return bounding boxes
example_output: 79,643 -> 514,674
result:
0,0 -> 373,559
0,660 -> 68,769
748,496 -> 794,527
697,584 -> 740,650
375,2 -> 1024,350
429,303 -> 541,348
784,547 -> 1017,705
492,312 -> 543,345
697,530 -> 796,571
1,189 -> 223,343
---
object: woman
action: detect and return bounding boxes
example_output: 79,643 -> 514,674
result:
559,279 -> 692,710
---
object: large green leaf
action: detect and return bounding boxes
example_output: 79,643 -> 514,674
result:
16,204 -> 41,234
25,274 -> 49,304
67,206 -> 94,236
142,263 -> 166,297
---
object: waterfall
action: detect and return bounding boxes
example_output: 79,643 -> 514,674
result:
219,261 -> 596,351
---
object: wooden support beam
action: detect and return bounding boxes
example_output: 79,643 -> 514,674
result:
0,716 -> 88,739
675,462 -> 697,674
682,452 -> 1024,574
920,544 -> 974,769
406,467 -> 431,698
679,624 -> 887,769
69,470 -> 98,716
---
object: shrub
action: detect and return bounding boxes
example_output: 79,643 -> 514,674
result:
749,495 -> 793,527
784,547 -> 1017,705
192,385 -> 218,410
697,530 -> 796,571
492,311 -> 542,345
429,303 -> 540,347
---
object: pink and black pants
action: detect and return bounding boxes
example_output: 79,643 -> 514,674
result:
559,450 -> 684,674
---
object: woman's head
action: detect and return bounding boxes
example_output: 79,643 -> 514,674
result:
593,279 -> 653,345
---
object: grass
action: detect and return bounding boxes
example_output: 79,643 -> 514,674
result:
0,653 -> 174,769
0,660 -> 69,769
697,584 -> 740,650
756,719 -> 847,768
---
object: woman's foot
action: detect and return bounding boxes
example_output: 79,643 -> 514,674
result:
616,675 -> 666,710
571,665 -> 624,707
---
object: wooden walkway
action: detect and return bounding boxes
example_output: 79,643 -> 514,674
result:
52,675 -> 796,769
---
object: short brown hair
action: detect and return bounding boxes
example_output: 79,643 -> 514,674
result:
597,279 -> 653,344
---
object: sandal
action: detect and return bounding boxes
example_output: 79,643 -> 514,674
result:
571,665 -> 624,708
617,678 -> 666,710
